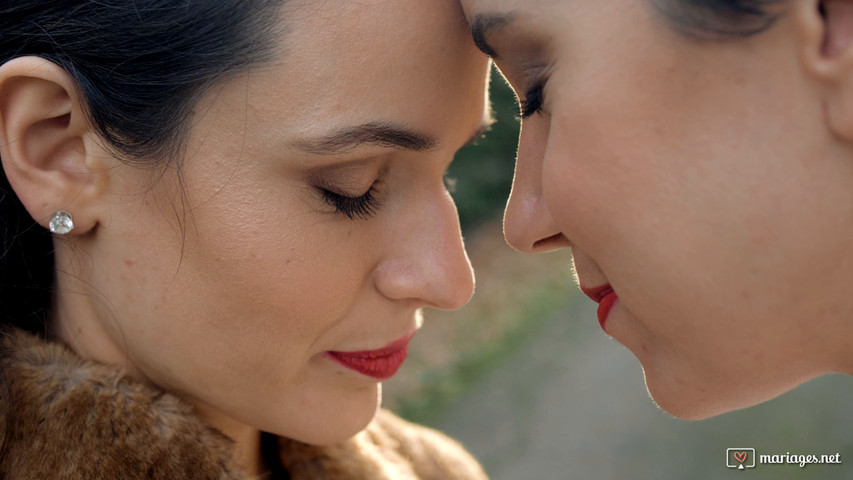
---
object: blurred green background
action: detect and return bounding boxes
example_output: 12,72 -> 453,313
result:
385,65 -> 853,480
446,65 -> 519,234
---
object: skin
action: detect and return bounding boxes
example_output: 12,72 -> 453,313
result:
461,0 -> 853,419
0,0 -> 490,474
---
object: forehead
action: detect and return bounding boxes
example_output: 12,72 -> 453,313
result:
249,0 -> 486,134
284,0 -> 468,50
461,0 -> 560,19
460,0 -> 567,50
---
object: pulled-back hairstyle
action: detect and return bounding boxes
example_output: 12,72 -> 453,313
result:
653,0 -> 786,38
0,0 -> 284,334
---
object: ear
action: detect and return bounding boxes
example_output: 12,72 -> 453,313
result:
0,56 -> 106,234
797,0 -> 853,140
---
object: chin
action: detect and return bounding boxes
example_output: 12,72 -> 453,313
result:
645,383 -> 729,421
279,384 -> 382,446
641,365 -> 759,420
641,365 -> 816,421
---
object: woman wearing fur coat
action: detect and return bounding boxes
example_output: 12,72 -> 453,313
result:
0,0 -> 491,478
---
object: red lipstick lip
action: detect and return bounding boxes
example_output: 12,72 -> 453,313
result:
580,284 -> 613,303
324,333 -> 414,381
580,284 -> 618,329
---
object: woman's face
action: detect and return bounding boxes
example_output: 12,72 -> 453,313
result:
67,0 -> 489,444
462,0 -> 853,418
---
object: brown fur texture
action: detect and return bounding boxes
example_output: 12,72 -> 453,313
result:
0,329 -> 488,480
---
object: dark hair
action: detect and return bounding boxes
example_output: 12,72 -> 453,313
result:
652,0 -> 787,38
0,0 -> 285,334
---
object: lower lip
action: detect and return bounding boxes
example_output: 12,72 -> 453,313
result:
324,336 -> 412,381
597,289 -> 618,329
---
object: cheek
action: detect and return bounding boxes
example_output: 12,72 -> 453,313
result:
110,177 -> 373,388
184,191 -> 369,335
541,80 -> 817,355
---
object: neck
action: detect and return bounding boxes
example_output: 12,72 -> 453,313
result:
50,264 -> 135,371
49,257 -> 266,477
192,400 -> 266,476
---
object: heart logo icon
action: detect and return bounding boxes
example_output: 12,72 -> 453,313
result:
734,451 -> 748,464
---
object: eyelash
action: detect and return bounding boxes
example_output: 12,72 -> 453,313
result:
321,185 -> 381,220
519,82 -> 545,119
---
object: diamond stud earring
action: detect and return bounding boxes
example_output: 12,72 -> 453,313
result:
49,210 -> 74,234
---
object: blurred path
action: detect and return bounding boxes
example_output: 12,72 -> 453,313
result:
432,291 -> 853,480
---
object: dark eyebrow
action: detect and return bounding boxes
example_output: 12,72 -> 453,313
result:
470,13 -> 514,59
295,122 -> 437,155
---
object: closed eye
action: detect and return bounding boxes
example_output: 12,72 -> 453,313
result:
519,82 -> 544,119
320,186 -> 381,220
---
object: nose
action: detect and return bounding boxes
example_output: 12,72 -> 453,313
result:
503,119 -> 569,253
374,186 -> 475,310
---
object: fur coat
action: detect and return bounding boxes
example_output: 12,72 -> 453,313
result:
0,329 -> 488,479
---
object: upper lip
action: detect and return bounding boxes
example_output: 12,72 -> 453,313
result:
327,331 -> 416,357
580,284 -> 614,303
